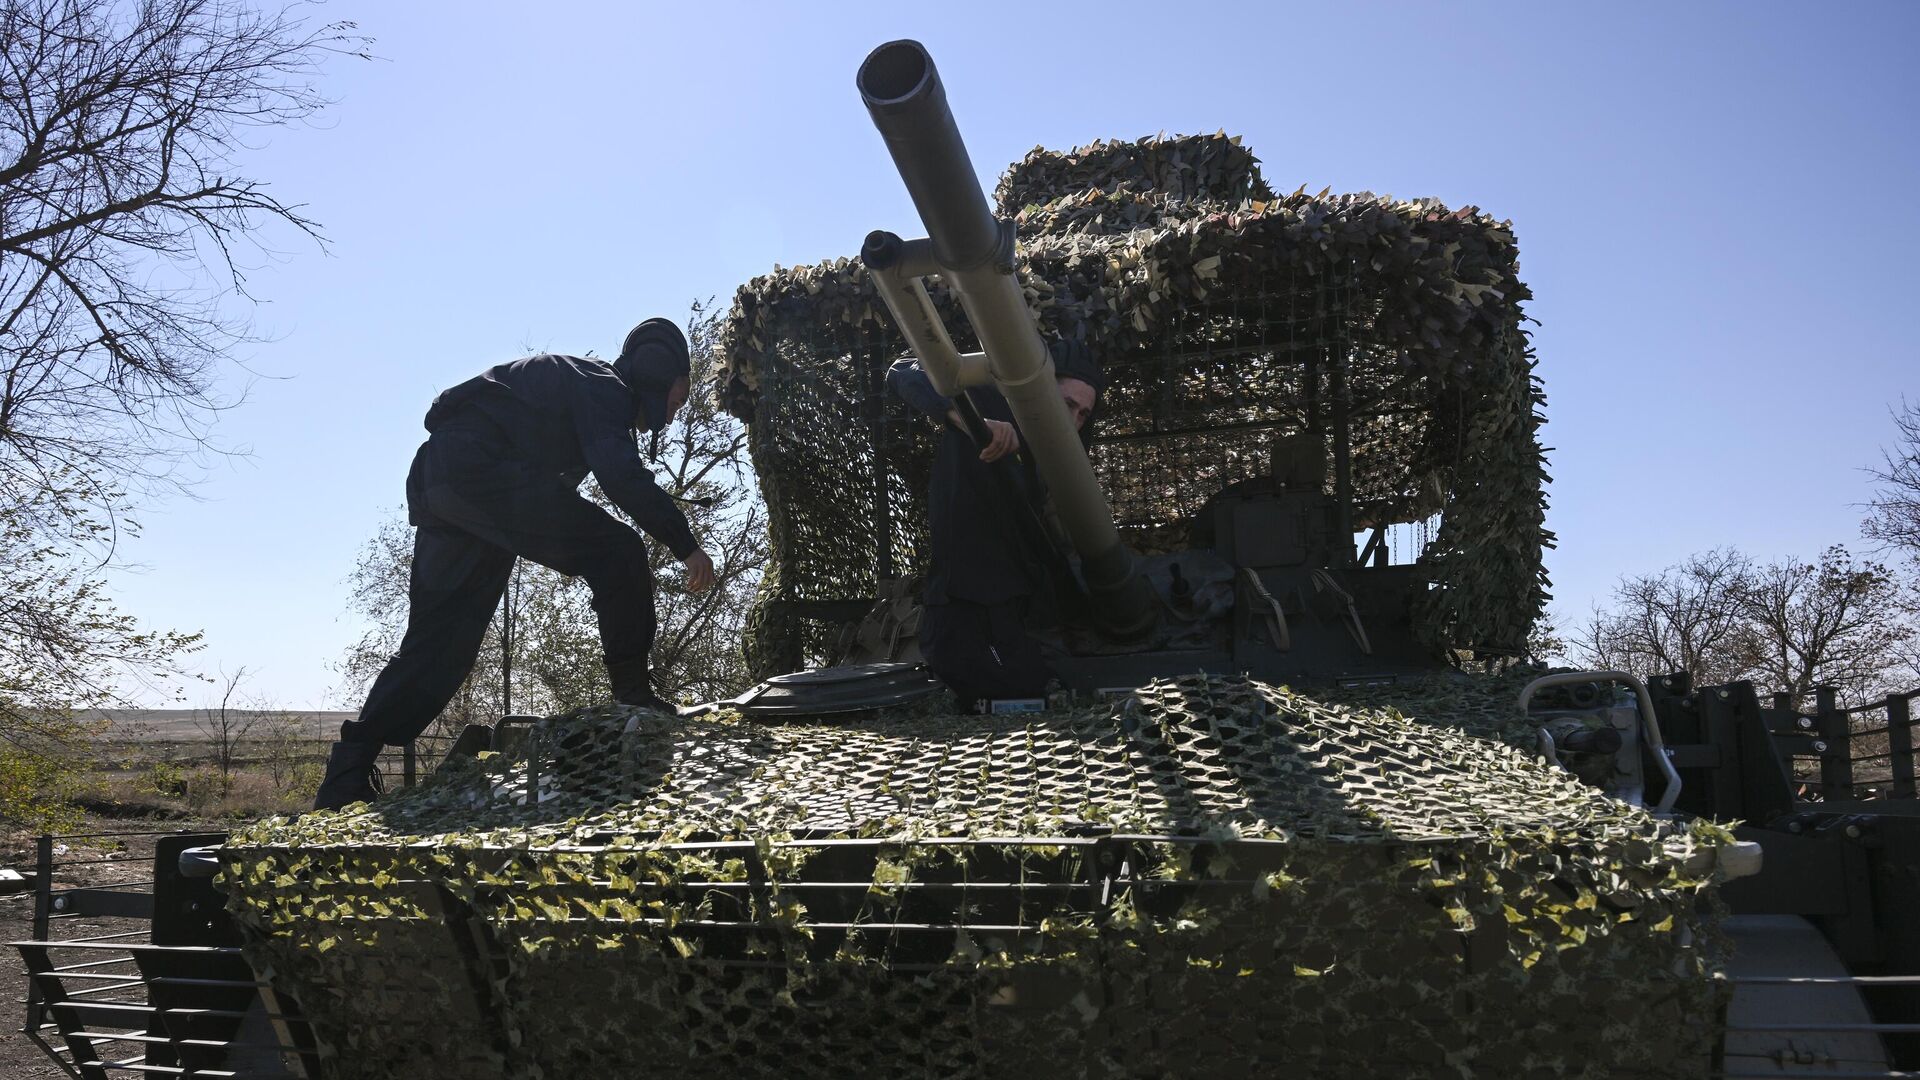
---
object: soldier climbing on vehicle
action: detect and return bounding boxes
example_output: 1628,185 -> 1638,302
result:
312,319 -> 715,811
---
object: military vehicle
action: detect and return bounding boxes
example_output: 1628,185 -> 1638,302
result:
13,38 -> 1920,1080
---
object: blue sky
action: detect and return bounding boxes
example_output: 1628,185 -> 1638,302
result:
101,1 -> 1918,708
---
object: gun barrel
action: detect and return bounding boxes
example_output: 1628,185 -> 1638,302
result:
857,40 -> 1155,639
857,41 -> 1003,273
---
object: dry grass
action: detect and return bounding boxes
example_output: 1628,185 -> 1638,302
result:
83,745 -> 329,821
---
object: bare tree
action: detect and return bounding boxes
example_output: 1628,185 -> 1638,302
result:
1569,548 -> 1757,683
0,1 -> 359,825
1737,546 -> 1912,705
1573,545 -> 1915,706
251,693 -> 312,790
1863,399 -> 1920,559
192,664 -> 258,788
0,0 -> 367,535
1861,400 -> 1920,686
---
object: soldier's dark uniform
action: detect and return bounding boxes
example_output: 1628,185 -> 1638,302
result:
313,320 -> 696,810
888,344 -> 1098,709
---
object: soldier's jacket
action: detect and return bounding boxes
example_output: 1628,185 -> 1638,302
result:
420,353 -> 697,559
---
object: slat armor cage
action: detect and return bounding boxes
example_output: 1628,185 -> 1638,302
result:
716,134 -> 1552,676
224,672 -> 1732,1080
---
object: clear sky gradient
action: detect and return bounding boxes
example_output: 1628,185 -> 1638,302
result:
101,1 -> 1918,708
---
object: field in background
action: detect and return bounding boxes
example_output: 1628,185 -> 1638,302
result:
76,709 -> 356,819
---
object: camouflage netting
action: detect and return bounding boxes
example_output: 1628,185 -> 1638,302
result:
224,674 -> 1729,1079
716,133 -> 1552,675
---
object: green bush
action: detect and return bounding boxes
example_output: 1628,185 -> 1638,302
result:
0,745 -> 85,833
143,759 -> 189,799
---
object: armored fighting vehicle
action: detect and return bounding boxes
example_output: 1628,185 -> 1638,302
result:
13,39 -> 1920,1080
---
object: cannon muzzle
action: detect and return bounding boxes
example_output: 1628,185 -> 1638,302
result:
857,40 -> 1155,640
857,41 -> 1005,274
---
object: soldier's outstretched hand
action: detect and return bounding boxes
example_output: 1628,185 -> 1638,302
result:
683,548 -> 716,593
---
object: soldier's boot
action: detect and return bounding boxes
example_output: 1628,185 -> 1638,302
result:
312,740 -> 385,811
606,655 -> 680,716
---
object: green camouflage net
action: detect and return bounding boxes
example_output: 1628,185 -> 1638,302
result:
223,674 -> 1729,1079
717,133 -> 1552,674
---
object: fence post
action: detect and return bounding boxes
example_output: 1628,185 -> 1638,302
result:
1888,693 -> 1915,800
32,834 -> 52,940
1815,686 -> 1851,799
403,740 -> 418,789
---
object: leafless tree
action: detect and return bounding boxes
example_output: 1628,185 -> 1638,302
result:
0,0 -> 367,540
192,664 -> 257,788
1737,546 -> 1912,705
1569,548 -> 1757,683
1573,546 -> 1915,706
1863,399 -> 1920,559
1861,401 -> 1920,685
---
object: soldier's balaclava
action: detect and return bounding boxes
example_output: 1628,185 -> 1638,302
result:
1048,336 -> 1104,391
613,318 -> 690,434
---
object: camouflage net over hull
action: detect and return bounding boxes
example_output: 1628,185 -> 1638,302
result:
224,674 -> 1728,1080
716,133 -> 1552,674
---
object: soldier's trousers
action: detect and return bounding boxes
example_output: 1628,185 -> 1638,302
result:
342,429 -> 658,747
919,597 -> 1055,710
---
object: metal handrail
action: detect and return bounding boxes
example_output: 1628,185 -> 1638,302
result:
1519,670 -> 1685,814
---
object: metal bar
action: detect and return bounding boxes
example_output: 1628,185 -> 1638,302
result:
73,1032 -> 296,1052
50,1001 -> 156,1015
865,324 -> 895,584
97,1065 -> 242,1077
470,911 -> 1074,934
1889,693 -> 1915,799
30,971 -> 269,993
34,834 -> 54,940
7,943 -> 244,953
1329,339 -> 1355,566
42,831 -> 194,841
1817,686 -> 1852,796
1716,1074 -> 1920,1080
642,879 -> 1092,891
41,1001 -> 300,1024
46,956 -> 142,972
51,980 -> 149,999
1842,689 -> 1920,713
1723,1023 -> 1920,1033
1726,974 -> 1920,984
402,740 -> 417,789
43,931 -> 150,946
